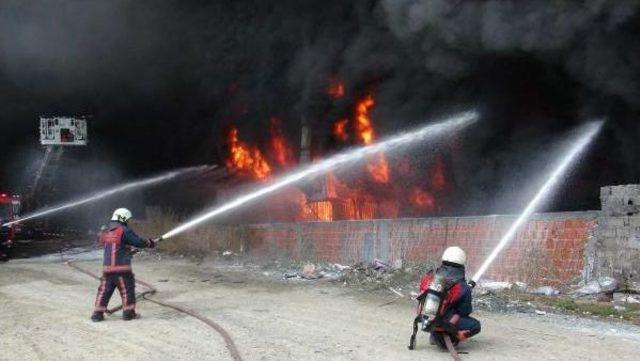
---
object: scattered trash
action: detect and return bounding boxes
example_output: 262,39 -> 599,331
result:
371,259 -> 390,271
222,250 -> 235,257
535,310 -> 547,315
392,259 -> 403,270
333,263 -> 350,271
389,287 -> 404,298
613,292 -> 640,304
479,281 -> 512,291
532,286 -> 560,296
301,263 -> 321,279
319,271 -> 341,281
514,282 -> 528,290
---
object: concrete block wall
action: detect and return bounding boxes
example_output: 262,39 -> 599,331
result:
241,212 -> 598,286
600,184 -> 640,216
586,185 -> 640,290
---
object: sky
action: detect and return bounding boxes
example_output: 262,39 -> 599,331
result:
1,0 -> 639,215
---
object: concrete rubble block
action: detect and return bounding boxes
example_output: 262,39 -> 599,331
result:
478,281 -> 513,292
531,286 -> 560,296
302,263 -> 318,279
627,280 -> 640,293
613,292 -> 640,305
576,277 -> 619,295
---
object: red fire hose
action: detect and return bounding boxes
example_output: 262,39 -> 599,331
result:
67,261 -> 243,361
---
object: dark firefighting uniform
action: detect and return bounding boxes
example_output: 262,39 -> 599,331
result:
0,224 -> 10,261
93,221 -> 153,313
419,263 -> 481,342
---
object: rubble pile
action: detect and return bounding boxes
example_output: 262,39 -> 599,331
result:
249,257 -> 640,323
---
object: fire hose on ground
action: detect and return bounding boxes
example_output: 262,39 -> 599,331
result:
66,261 -> 243,361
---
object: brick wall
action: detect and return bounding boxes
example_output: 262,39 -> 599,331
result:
240,211 -> 598,286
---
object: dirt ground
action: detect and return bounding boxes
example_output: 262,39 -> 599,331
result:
1,258 -> 639,361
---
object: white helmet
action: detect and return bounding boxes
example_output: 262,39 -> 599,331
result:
442,246 -> 466,266
111,208 -> 133,223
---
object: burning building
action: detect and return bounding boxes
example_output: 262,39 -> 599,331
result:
220,84 -> 454,223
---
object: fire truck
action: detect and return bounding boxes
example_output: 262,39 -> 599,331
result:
0,193 -> 21,260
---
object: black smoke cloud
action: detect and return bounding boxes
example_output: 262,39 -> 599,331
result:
0,0 -> 638,214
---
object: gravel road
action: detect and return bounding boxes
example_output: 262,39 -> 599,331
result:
1,258 -> 639,360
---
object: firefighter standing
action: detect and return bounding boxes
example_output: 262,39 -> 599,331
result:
418,246 -> 481,348
0,223 -> 10,262
91,208 -> 158,322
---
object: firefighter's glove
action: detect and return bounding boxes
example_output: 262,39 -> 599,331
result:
147,238 -> 156,249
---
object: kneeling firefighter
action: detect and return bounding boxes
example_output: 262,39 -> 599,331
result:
408,246 -> 481,353
91,208 -> 160,322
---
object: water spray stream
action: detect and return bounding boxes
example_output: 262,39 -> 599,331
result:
471,120 -> 604,283
161,111 -> 479,239
3,165 -> 215,226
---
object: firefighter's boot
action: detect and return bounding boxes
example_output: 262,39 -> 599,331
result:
122,310 -> 140,321
430,333 -> 447,350
91,312 -> 105,322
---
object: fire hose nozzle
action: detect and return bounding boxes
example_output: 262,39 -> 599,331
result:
154,237 -> 163,243
468,280 -> 477,289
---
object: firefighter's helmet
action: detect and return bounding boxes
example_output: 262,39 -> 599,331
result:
111,208 -> 133,223
442,246 -> 466,266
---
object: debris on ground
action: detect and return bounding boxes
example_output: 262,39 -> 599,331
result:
575,277 -> 619,295
302,263 -> 318,279
372,259 -> 390,271
265,259 -> 640,325
389,287 -> 404,298
274,257 -> 422,289
478,281 -> 513,292
613,293 -> 640,304
532,286 -> 560,296
279,263 -> 346,281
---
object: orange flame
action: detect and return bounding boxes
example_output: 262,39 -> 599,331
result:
309,201 -> 333,221
355,96 -> 375,144
367,154 -> 390,183
332,118 -> 349,142
410,187 -> 435,211
270,117 -> 294,168
328,80 -> 345,98
226,127 -> 271,179
354,95 -> 389,183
